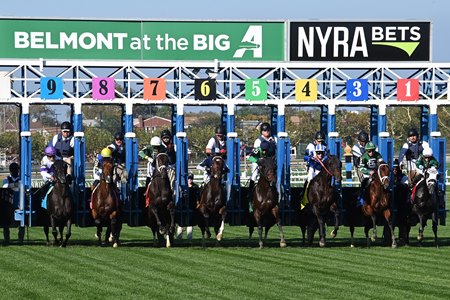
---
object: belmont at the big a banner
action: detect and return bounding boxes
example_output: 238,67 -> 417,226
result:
289,21 -> 430,61
0,19 -> 284,61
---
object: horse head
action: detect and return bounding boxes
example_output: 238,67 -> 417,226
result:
326,155 -> 342,183
377,162 -> 390,190
102,158 -> 114,184
425,168 -> 438,195
53,159 -> 68,184
156,153 -> 169,178
210,155 -> 224,180
258,156 -> 277,186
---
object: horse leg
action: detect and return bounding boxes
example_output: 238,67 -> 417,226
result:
58,225 -> 64,246
168,203 -> 175,235
151,207 -> 164,235
94,219 -> 102,246
216,206 -> 226,241
364,223 -> 371,248
330,203 -> 339,238
431,211 -> 439,248
417,214 -> 424,245
254,210 -> 264,249
370,214 -> 377,242
110,211 -> 119,248
203,213 -> 211,240
62,219 -> 72,248
349,225 -> 355,248
50,216 -> 58,246
272,206 -> 287,248
383,209 -> 397,248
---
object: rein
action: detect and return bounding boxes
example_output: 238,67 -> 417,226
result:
316,158 -> 333,177
156,153 -> 169,173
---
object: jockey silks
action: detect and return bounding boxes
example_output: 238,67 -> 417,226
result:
53,132 -> 74,158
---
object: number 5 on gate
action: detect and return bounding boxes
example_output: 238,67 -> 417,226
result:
295,79 -> 317,102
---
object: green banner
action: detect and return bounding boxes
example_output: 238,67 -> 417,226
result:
0,19 -> 285,61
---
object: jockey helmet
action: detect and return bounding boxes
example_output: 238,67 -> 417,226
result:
100,147 -> 112,158
365,142 -> 376,151
114,132 -> 124,141
260,122 -> 271,133
315,144 -> 326,153
408,128 -> 419,137
44,146 -> 56,156
357,131 -> 369,143
188,172 -> 194,180
314,131 -> 325,141
260,140 -> 270,151
60,121 -> 71,131
151,136 -> 161,147
423,147 -> 433,157
215,125 -> 226,135
9,162 -> 19,172
160,129 -> 171,139
393,159 -> 400,168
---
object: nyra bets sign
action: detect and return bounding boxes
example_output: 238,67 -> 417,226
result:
289,21 -> 430,61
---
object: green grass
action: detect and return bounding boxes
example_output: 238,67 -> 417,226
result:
2,221 -> 450,300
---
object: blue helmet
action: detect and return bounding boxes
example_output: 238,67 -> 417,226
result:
315,144 -> 326,153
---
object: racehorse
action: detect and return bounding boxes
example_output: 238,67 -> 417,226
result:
146,153 -> 175,248
196,155 -> 227,246
44,159 -> 73,247
91,158 -> 121,247
249,156 -> 286,249
411,169 -> 438,247
361,162 -> 397,248
306,154 -> 342,247
392,167 -> 411,246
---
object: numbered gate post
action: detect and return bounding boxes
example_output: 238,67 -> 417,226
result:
175,132 -> 189,226
73,132 -> 86,226
429,132 -> 446,225
125,133 -> 140,226
328,133 -> 343,224
277,132 -> 292,225
226,132 -> 241,225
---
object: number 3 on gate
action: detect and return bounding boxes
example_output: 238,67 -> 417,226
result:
40,77 -> 63,99
346,79 -> 368,101
295,79 -> 317,101
195,79 -> 216,100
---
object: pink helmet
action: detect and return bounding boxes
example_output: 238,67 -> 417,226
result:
44,146 -> 56,156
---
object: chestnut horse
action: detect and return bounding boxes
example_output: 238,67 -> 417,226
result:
44,159 -> 73,247
91,158 -> 121,247
196,155 -> 227,246
249,156 -> 286,249
306,155 -> 342,247
361,162 -> 397,248
147,153 -> 175,248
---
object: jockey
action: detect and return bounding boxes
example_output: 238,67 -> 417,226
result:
160,129 -> 176,167
352,130 -> 369,167
139,136 -> 164,186
398,128 -> 429,171
108,132 -> 126,187
92,147 -> 113,190
1,162 -> 24,245
410,147 -> 439,187
40,146 -> 56,183
392,158 -> 409,187
248,122 -> 276,196
197,125 -> 229,184
247,140 -> 273,204
50,121 -> 74,177
357,142 -> 383,204
303,131 -> 326,187
306,144 -> 328,182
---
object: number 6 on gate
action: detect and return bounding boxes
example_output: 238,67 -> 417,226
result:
195,79 -> 216,100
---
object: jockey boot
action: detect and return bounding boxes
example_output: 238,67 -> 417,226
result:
18,226 -> 25,245
248,180 -> 255,213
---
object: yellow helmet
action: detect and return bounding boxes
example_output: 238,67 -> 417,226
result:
101,147 -> 112,158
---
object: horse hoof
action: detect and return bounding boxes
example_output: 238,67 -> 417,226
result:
371,236 -> 376,242
259,243 -> 264,249
330,231 -> 337,238
417,235 -> 423,242
205,232 -> 211,239
280,241 -> 287,248
350,244 -> 355,248
108,234 -> 114,243
216,233 -> 223,241
319,241 -> 325,247
94,233 -> 99,239
392,243 -> 397,249
113,242 -> 119,248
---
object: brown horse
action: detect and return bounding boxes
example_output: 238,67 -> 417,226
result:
91,158 -> 121,247
196,155 -> 227,246
411,169 -> 438,247
44,159 -> 73,247
147,153 -> 175,248
361,162 -> 397,248
249,156 -> 286,249
306,154 -> 342,247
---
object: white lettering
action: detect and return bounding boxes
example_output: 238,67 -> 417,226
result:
350,27 -> 368,57
372,27 -> 384,41
333,27 -> 349,57
233,25 -> 262,58
30,32 -> 44,49
410,26 -> 421,41
316,27 -> 332,57
193,35 -> 208,50
297,27 -> 314,57
79,32 -> 96,49
14,32 -> 29,48
60,32 -> 78,49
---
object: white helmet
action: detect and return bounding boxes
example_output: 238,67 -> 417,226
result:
150,136 -> 161,146
423,147 -> 433,157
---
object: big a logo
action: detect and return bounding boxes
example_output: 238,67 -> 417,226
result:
233,25 -> 263,58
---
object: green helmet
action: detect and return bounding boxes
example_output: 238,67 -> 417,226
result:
365,142 -> 376,151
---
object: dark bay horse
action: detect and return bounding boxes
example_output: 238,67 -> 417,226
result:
196,155 -> 227,245
360,162 -> 397,248
91,158 -> 121,247
411,169 -> 438,247
44,159 -> 73,247
249,156 -> 286,249
147,153 -> 175,248
306,155 -> 342,247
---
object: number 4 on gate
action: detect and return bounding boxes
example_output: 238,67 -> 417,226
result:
295,79 -> 317,101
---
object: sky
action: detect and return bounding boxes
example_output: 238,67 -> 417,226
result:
2,0 -> 449,61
